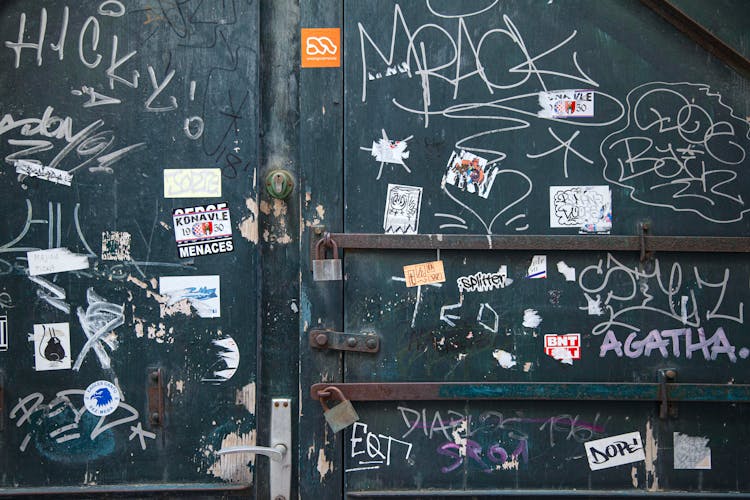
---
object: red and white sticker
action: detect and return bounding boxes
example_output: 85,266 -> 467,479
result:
544,333 -> 580,364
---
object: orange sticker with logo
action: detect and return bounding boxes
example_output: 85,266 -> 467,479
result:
301,28 -> 340,68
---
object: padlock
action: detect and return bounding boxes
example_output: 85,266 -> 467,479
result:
312,235 -> 342,281
318,386 -> 359,433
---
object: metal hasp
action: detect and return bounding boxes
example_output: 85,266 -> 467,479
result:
217,398 -> 291,500
659,368 -> 678,419
147,368 -> 164,427
265,169 -> 294,199
312,232 -> 750,254
311,381 -> 750,418
309,328 -> 379,353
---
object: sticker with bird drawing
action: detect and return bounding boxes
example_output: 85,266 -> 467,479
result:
84,380 -> 121,416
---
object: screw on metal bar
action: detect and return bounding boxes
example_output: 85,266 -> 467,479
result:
314,333 -> 328,346
346,337 -> 358,347
365,337 -> 378,350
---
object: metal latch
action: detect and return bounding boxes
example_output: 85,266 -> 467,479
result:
309,328 -> 379,353
217,398 -> 291,500
658,368 -> 678,419
147,368 -> 164,427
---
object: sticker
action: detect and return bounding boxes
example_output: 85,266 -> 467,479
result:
84,380 -> 121,416
172,202 -> 234,258
33,323 -> 72,371
159,275 -> 221,318
492,349 -> 517,369
550,185 -> 612,233
443,150 -> 498,198
556,261 -> 576,281
585,432 -> 646,471
14,159 -> 73,186
101,231 -> 131,261
27,248 -> 90,276
674,433 -> 711,470
403,261 -> 445,288
538,89 -> 595,118
361,129 -> 412,179
384,184 -> 422,234
522,309 -> 542,328
544,333 -> 581,365
0,316 -> 7,351
301,28 -> 340,68
163,168 -> 222,198
202,337 -> 240,383
457,266 -> 510,292
527,255 -> 547,279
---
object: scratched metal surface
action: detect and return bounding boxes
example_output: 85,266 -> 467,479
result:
339,0 -> 750,495
0,0 -> 259,490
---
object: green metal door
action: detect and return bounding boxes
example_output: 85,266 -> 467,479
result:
0,1 -> 261,494
300,0 -> 750,497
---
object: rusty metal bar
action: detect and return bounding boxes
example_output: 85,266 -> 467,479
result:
0,484 -> 251,496
640,0 -> 750,81
317,233 -> 750,253
348,488 -> 750,498
147,368 -> 165,427
311,382 -> 750,403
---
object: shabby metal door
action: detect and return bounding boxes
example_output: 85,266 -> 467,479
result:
300,0 -> 750,497
0,1 -> 262,494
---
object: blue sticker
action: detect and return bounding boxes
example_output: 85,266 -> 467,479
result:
84,380 -> 121,416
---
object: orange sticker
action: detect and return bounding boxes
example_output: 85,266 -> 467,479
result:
301,28 -> 340,68
403,260 -> 446,288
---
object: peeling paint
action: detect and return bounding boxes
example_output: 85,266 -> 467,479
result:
206,430 -> 257,483
235,382 -> 256,413
272,199 -> 287,218
523,362 -> 532,372
644,419 -> 660,490
317,448 -> 334,482
159,221 -> 171,230
160,298 -> 194,317
259,200 -> 271,215
315,204 -> 325,219
631,465 -> 639,488
239,197 -> 259,244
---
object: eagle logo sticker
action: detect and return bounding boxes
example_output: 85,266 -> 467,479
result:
84,380 -> 121,416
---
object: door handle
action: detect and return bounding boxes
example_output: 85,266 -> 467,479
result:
217,444 -> 287,462
217,398 -> 291,500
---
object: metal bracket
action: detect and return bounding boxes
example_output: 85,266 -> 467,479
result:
147,368 -> 164,427
639,222 -> 652,262
218,398 -> 292,500
658,368 -> 678,419
309,328 -> 379,353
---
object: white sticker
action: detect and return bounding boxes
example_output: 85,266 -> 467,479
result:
538,89 -> 595,118
550,186 -> 612,233
27,248 -> 90,276
101,231 -> 132,261
585,432 -> 646,471
492,349 -> 517,369
84,380 -> 121,416
527,255 -> 547,279
33,323 -> 72,371
544,334 -> 581,365
443,150 -> 498,198
384,184 -> 422,234
201,337 -> 240,383
172,202 -> 234,258
159,275 -> 221,318
368,129 -> 411,166
15,159 -> 73,186
164,168 -> 222,198
0,316 -> 7,351
457,266 -> 510,292
674,433 -> 711,470
522,309 -> 542,328
556,261 -> 576,281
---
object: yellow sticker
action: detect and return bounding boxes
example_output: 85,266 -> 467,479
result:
164,168 -> 222,198
403,260 -> 446,288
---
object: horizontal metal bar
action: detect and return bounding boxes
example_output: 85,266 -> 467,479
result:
312,382 -> 750,403
322,233 -> 750,253
348,488 -> 750,498
0,483 -> 251,496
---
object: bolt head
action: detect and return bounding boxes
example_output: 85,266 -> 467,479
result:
365,338 -> 378,349
346,337 -> 358,347
315,333 -> 328,346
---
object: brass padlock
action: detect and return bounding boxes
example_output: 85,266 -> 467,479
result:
318,386 -> 359,433
312,235 -> 342,281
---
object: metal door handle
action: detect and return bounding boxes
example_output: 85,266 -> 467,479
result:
216,398 -> 291,500
217,444 -> 287,462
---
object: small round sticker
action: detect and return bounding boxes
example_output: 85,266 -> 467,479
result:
84,380 -> 121,416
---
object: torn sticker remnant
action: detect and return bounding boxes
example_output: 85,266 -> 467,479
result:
202,337 -> 240,384
673,433 -> 711,470
101,231 -> 132,261
14,159 -> 73,186
27,248 -> 90,276
527,255 -> 547,279
160,275 -> 221,318
492,349 -> 517,369
538,89 -> 594,118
